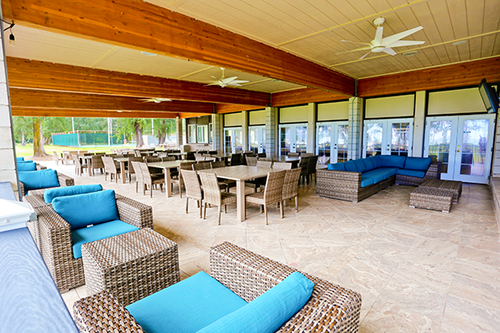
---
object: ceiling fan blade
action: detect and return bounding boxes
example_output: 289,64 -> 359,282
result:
359,51 -> 372,60
222,76 -> 238,83
230,80 -> 249,84
341,39 -> 371,46
211,76 -> 218,79
336,46 -> 372,55
382,26 -> 423,46
385,40 -> 425,48
374,26 -> 384,45
382,48 -> 397,56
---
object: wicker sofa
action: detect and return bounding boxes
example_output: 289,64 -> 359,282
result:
74,241 -> 362,333
317,155 -> 441,203
32,191 -> 153,292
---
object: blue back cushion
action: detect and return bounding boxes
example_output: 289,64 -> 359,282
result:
17,160 -> 33,163
44,184 -> 103,204
17,162 -> 37,171
378,155 -> 406,168
343,160 -> 358,172
16,157 -> 24,162
362,158 -> 375,171
327,163 -> 345,171
370,155 -> 381,168
71,220 -> 138,259
18,169 -> 60,191
352,159 -> 367,173
198,272 -> 314,333
127,271 -> 247,333
404,157 -> 432,171
52,190 -> 119,230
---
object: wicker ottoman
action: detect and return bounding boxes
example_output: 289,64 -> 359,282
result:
82,228 -> 180,306
419,179 -> 462,204
409,187 -> 453,213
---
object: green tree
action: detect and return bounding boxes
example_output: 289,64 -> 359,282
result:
42,117 -> 72,144
73,118 -> 108,131
13,116 -> 34,145
153,118 -> 176,145
114,118 -> 148,147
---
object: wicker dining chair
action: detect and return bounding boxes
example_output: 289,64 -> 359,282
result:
245,170 -> 286,225
230,153 -> 242,166
198,172 -> 237,225
298,156 -> 310,185
211,160 -> 236,190
272,162 -> 292,170
139,162 -> 164,197
53,151 -> 64,165
130,161 -> 144,193
300,152 -> 314,157
180,169 -> 203,218
245,160 -> 272,192
282,168 -> 302,214
256,160 -> 273,168
72,154 -> 88,176
287,152 -> 300,158
145,156 -> 162,163
102,156 -> 121,182
307,155 -> 319,184
245,156 -> 258,166
193,162 -> 229,192
171,161 -> 196,198
90,155 -> 105,175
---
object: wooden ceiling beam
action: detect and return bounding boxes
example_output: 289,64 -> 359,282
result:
3,0 -> 355,96
272,88 -> 348,107
6,57 -> 270,106
10,88 -> 214,113
12,107 -> 177,119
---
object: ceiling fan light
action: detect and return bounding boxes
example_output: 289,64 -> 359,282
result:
402,51 -> 418,57
9,32 -> 15,46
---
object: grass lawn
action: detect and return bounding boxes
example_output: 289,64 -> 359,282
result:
15,144 -> 136,158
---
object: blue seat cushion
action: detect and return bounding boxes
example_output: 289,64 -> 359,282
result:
16,157 -> 25,162
198,272 -> 314,333
17,162 -> 37,171
404,157 -> 432,171
327,163 -> 345,171
344,160 -> 358,172
44,184 -> 103,203
52,190 -> 119,230
352,159 -> 367,173
17,160 -> 33,163
71,220 -> 139,259
396,169 -> 426,178
362,158 -> 375,171
378,155 -> 406,168
18,169 -> 60,192
126,271 -> 247,333
360,174 -> 375,188
363,168 -> 398,183
370,155 -> 381,168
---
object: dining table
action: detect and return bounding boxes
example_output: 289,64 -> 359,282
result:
197,165 -> 273,222
147,161 -> 185,197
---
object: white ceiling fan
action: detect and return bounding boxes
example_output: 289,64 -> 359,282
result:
139,98 -> 172,103
206,67 -> 249,88
338,17 -> 425,60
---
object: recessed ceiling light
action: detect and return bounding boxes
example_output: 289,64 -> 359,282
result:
452,40 -> 468,46
141,51 -> 157,56
402,51 -> 418,57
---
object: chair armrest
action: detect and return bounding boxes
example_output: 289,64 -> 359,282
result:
73,290 -> 145,333
424,161 -> 442,180
36,163 -> 47,170
57,172 -> 75,187
19,181 -> 26,197
115,193 -> 153,229
210,242 -> 362,333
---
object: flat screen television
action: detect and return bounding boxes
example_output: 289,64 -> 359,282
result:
478,78 -> 499,114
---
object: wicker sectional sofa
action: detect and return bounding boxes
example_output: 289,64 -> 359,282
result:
317,155 -> 442,203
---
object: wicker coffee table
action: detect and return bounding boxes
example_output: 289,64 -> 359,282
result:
419,178 -> 462,204
409,187 -> 453,213
82,228 -> 180,306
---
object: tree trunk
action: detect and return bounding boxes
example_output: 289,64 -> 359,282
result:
157,129 -> 166,145
32,117 -> 47,157
134,121 -> 145,148
21,130 -> 25,146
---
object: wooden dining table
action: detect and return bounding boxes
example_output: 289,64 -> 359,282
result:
197,165 -> 273,222
147,161 -> 185,197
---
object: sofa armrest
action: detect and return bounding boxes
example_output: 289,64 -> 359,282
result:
36,163 -> 47,170
73,290 -> 145,333
210,242 -> 362,333
424,161 -> 442,180
115,193 -> 153,229
317,169 -> 361,184
19,181 -> 26,197
57,172 -> 74,187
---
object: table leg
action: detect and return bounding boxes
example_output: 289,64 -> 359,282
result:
120,161 -> 126,184
89,159 -> 93,176
236,180 -> 246,222
166,168 -> 172,197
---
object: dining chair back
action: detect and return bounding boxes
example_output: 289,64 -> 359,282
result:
307,155 -> 319,184
245,170 -> 286,224
245,156 -> 258,166
272,162 -> 292,170
282,168 -> 301,213
102,156 -> 120,182
192,162 -> 212,171
256,160 -> 273,168
298,156 -> 310,184
91,155 -> 105,175
287,152 -> 300,158
53,151 -> 64,165
130,161 -> 144,193
300,153 -> 313,157
230,153 -> 242,166
211,160 -> 226,169
138,162 -> 164,198
180,169 -> 203,218
145,156 -> 162,163
72,154 -> 88,176
198,172 -> 237,225
126,157 -> 143,182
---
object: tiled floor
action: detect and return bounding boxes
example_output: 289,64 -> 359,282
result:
40,160 -> 500,332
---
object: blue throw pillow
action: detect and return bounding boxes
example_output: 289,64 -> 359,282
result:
327,163 -> 345,171
17,162 -> 37,171
343,160 -> 358,172
404,157 -> 432,171
197,272 -> 314,333
44,184 -> 103,204
16,157 -> 24,162
18,169 -> 60,191
378,155 -> 406,168
52,190 -> 119,230
352,159 -> 367,173
362,158 -> 375,171
17,160 -> 33,163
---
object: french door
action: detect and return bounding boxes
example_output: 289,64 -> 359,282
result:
279,124 -> 307,156
224,127 -> 242,155
316,122 -> 348,165
363,118 -> 413,157
424,115 -> 494,184
248,126 -> 266,154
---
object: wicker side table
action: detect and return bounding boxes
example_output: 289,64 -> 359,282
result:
409,187 -> 453,213
419,178 -> 462,204
82,228 -> 180,306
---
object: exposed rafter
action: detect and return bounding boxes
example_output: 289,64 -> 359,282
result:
11,108 -> 178,119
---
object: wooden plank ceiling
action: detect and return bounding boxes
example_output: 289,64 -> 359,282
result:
2,0 -> 500,119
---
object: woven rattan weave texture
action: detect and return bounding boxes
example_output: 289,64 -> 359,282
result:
409,186 -> 453,213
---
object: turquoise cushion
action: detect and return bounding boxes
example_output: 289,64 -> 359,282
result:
362,158 -> 375,171
396,169 -> 426,178
18,169 -> 60,191
352,159 -> 367,173
17,162 -> 37,171
360,175 -> 375,188
327,163 -> 345,171
127,271 -> 247,333
52,190 -> 119,230
344,160 -> 358,172
17,160 -> 33,163
404,157 -> 432,171
378,155 -> 406,168
71,220 -> 138,259
371,155 -> 381,168
363,168 -> 397,183
44,184 -> 103,204
16,157 -> 24,162
198,272 -> 314,333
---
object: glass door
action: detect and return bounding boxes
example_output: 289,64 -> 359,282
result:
279,124 -> 307,157
224,127 -> 242,155
248,126 -> 265,154
363,118 -> 413,157
316,122 -> 348,165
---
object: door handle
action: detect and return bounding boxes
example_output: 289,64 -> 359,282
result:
457,150 -> 460,152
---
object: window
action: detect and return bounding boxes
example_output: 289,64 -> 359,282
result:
197,125 -> 208,143
188,124 -> 196,143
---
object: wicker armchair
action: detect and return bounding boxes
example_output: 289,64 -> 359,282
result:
74,242 -> 362,333
33,193 -> 153,292
19,171 -> 74,197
